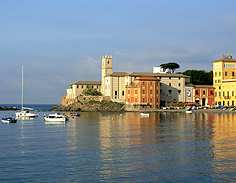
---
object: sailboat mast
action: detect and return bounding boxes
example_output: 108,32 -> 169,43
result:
22,65 -> 23,110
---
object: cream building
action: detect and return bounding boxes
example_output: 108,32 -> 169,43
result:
62,81 -> 101,105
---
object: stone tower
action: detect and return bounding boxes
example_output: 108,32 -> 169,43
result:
101,55 -> 113,95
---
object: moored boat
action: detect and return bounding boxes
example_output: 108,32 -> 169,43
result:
44,113 -> 69,122
70,113 -> 81,116
2,117 -> 17,123
15,107 -> 38,118
15,65 -> 38,118
140,113 -> 150,117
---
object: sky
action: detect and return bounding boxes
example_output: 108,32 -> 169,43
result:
1,0 -> 236,104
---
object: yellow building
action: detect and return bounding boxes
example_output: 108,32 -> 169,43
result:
213,55 -> 236,106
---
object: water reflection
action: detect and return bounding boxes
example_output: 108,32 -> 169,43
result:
64,112 -> 236,182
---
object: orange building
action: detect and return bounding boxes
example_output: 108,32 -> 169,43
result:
126,76 -> 160,111
193,85 -> 215,106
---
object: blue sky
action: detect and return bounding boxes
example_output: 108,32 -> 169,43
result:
1,0 -> 236,104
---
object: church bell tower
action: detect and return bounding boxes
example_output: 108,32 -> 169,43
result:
101,55 -> 113,95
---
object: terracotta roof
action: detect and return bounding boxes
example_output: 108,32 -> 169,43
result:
127,72 -> 190,78
71,81 -> 101,86
107,72 -> 129,77
135,76 -> 160,81
193,85 -> 214,89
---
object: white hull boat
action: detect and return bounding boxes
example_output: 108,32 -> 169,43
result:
140,113 -> 150,117
15,66 -> 38,118
15,107 -> 38,117
44,113 -> 69,122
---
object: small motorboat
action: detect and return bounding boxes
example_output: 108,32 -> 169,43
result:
140,113 -> 150,117
186,110 -> 192,113
70,113 -> 81,116
44,113 -> 69,122
2,117 -> 17,123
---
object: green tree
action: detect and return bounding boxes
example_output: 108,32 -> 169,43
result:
82,85 -> 102,96
182,70 -> 213,85
160,62 -> 180,73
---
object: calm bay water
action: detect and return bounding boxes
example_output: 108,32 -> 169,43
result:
1,109 -> 236,182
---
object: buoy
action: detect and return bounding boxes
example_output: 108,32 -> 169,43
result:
105,116 -> 107,118
112,118 -> 114,121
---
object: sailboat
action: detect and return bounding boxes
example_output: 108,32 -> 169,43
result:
15,65 -> 38,118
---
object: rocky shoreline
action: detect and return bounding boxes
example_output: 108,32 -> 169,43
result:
49,100 -> 125,112
0,106 -> 18,111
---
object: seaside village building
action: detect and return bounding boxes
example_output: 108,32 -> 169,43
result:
213,55 -> 236,106
62,55 -> 216,108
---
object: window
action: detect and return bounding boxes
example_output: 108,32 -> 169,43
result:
143,90 -> 145,94
115,91 -> 117,95
122,91 -> 124,96
215,72 -> 217,76
92,86 -> 94,88
215,80 -> 217,83
219,72 -> 221,76
223,91 -> 225,96
210,91 -> 213,95
142,98 -> 145,102
224,63 -> 235,68
218,80 -> 221,83
227,91 -> 229,97
160,83 -> 162,86
178,90 -> 181,94
219,92 -> 221,97
169,77 -> 171,79
215,92 -> 217,97
150,90 -> 153,94
135,98 -> 138,102
215,63 -> 221,68
219,86 -> 221,89
159,77 -> 162,79
203,90 -> 206,95
128,98 -> 130,102
150,98 -> 153,103
179,83 -> 181,86
223,101 -> 225,106
150,82 -> 152,86
169,83 -> 171,86
168,90 -> 172,94
77,85 -> 79,88
233,72 -> 235,76
143,82 -> 145,85
179,77 -> 181,80
233,91 -> 234,96
233,101 -> 235,106
150,105 -> 153,108
225,72 -> 227,76
128,90 -> 130,94
196,90 -> 199,95
82,85 -> 83,88
135,90 -> 137,94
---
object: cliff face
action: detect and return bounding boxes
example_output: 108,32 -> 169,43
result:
50,100 -> 125,112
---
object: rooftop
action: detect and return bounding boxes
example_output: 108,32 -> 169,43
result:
71,81 -> 101,86
212,55 -> 236,62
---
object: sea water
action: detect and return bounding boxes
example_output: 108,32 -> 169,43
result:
0,109 -> 236,182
